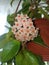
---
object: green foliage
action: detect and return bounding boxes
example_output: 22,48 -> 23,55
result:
36,55 -> 45,65
38,7 -> 49,20
29,9 -> 41,18
15,49 -> 45,65
22,0 -> 30,8
7,0 -> 49,26
7,14 -> 15,26
18,4 -> 30,14
33,35 -> 44,45
45,6 -> 49,11
10,0 -> 15,6
0,33 -> 9,49
33,35 -> 48,47
1,38 -> 20,62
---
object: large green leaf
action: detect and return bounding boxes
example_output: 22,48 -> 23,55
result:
0,33 -> 9,49
23,50 -> 45,65
15,49 -> 45,65
1,38 -> 20,62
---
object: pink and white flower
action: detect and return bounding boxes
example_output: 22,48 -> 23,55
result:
12,13 -> 39,42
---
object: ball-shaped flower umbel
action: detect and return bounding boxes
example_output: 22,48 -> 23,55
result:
12,13 -> 38,42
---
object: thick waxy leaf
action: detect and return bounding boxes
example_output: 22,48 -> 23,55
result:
23,50 -> 45,65
1,38 -> 20,62
15,49 -> 45,65
7,14 -> 15,26
27,41 -> 49,61
0,33 -> 9,49
35,18 -> 49,47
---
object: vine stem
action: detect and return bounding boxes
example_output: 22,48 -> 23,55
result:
15,0 -> 22,16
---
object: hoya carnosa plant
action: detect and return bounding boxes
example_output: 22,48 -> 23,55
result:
12,13 -> 39,42
11,14 -> 45,65
1,0 -> 49,65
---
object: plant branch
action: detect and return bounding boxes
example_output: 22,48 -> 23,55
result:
15,0 -> 22,15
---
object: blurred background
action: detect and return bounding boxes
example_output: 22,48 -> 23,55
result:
0,0 -> 22,36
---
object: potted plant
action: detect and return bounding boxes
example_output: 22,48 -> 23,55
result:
0,0 -> 49,65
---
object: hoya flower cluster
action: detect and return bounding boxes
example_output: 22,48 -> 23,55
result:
12,14 -> 38,42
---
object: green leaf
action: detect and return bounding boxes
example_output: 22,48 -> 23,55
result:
1,38 -> 20,62
7,14 -> 15,26
18,5 -> 30,14
33,35 -> 48,47
23,50 -> 45,65
15,49 -> 45,65
10,0 -> 15,6
36,55 -> 45,65
0,34 -> 6,41
22,0 -> 30,8
0,33 -> 9,49
45,6 -> 49,11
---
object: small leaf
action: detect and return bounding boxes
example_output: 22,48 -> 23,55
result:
7,14 -> 15,26
33,35 -> 48,48
10,0 -> 15,6
1,38 -> 20,62
18,6 -> 29,14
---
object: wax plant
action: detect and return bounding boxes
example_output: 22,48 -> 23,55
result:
0,0 -> 49,65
